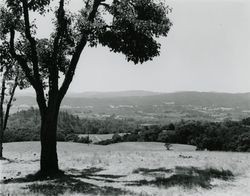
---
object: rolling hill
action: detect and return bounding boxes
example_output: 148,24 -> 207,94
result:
12,91 -> 250,122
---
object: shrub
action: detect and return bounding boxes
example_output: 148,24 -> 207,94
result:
112,133 -> 122,143
77,136 -> 92,144
236,132 -> 250,152
164,143 -> 172,150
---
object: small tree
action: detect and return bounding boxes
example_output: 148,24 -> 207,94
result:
164,142 -> 172,150
0,0 -> 172,177
0,41 -> 27,158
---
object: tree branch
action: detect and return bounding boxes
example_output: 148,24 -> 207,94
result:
28,0 -> 35,7
100,2 -> 110,9
21,0 -> 47,113
9,28 -> 35,87
22,0 -> 39,77
9,28 -> 47,113
58,0 -> 105,101
48,0 -> 66,104
58,38 -> 87,101
88,0 -> 105,22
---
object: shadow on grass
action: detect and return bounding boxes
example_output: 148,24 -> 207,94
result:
26,176 -> 131,196
1,167 -> 131,196
0,157 -> 18,163
133,167 -> 173,177
129,166 -> 234,189
1,166 -> 234,195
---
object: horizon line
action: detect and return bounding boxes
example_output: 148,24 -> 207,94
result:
15,90 -> 250,96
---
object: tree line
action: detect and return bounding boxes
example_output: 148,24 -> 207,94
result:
4,108 -> 250,152
95,119 -> 250,152
3,108 -> 138,142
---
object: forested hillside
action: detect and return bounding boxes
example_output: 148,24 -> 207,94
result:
4,108 -> 138,142
4,108 -> 250,152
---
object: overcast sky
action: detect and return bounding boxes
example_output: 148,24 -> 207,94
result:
3,0 -> 250,93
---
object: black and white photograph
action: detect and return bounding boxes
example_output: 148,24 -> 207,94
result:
0,0 -> 250,195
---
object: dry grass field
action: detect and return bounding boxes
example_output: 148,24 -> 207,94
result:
1,142 -> 250,196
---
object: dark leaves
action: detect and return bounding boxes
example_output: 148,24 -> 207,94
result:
1,0 -> 172,85
99,26 -> 160,64
88,0 -> 172,64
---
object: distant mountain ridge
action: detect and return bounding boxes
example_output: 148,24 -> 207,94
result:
14,91 -> 250,109
68,90 -> 161,98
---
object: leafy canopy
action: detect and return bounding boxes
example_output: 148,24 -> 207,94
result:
0,0 -> 172,97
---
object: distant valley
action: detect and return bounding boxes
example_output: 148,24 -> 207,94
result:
12,91 -> 250,123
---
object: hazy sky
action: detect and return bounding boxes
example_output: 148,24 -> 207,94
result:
3,0 -> 250,93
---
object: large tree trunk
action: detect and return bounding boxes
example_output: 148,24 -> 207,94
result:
39,104 -> 61,176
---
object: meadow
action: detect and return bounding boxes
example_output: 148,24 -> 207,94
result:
1,142 -> 250,196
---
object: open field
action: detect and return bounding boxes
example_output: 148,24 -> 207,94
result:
1,142 -> 250,196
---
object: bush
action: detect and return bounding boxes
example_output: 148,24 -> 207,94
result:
65,134 -> 79,142
157,130 -> 176,143
242,117 -> 250,126
236,132 -> 250,152
4,128 -> 39,142
112,133 -> 122,143
123,133 -> 138,142
164,143 -> 172,150
77,136 -> 92,144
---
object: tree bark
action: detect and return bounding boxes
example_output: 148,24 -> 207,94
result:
3,75 -> 18,130
39,103 -> 61,176
0,73 -> 6,158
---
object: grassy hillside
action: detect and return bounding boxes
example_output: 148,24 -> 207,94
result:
1,142 -> 250,196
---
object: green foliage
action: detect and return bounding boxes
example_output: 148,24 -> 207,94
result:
112,133 -> 122,143
236,132 -> 250,152
138,125 -> 161,141
4,108 -> 138,142
157,130 -> 176,142
4,107 -> 250,152
4,128 -> 39,142
164,143 -> 172,150
122,132 -> 138,142
170,119 -> 250,151
4,108 -> 84,142
96,118 -> 250,151
242,117 -> 250,126
79,117 -> 137,134
65,134 -> 92,144
75,0 -> 172,64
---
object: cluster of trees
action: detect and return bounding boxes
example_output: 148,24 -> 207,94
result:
96,120 -> 250,152
3,107 -> 250,152
78,117 -> 137,134
0,38 -> 29,158
4,108 -> 138,142
172,120 -> 250,151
